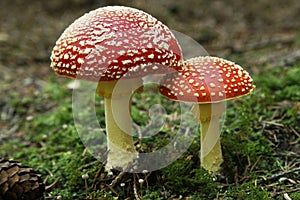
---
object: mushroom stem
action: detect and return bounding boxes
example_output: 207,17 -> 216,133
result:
191,102 -> 225,173
97,79 -> 142,170
104,95 -> 137,169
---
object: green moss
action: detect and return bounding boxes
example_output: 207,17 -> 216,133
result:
225,181 -> 270,199
143,191 -> 164,200
290,192 -> 300,199
44,76 -> 73,101
255,64 -> 300,101
161,158 -> 218,198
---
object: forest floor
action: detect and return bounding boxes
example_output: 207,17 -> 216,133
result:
1,0 -> 299,199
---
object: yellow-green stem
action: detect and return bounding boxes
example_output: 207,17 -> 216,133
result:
97,79 -> 142,170
104,95 -> 137,169
192,102 -> 225,173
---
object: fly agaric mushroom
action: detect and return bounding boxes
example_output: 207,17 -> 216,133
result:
158,56 -> 255,173
50,6 -> 182,170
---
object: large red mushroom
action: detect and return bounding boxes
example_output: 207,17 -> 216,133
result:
50,6 -> 182,170
159,56 -> 255,173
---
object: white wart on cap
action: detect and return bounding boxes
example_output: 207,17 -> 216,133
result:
50,6 -> 182,82
159,56 -> 255,103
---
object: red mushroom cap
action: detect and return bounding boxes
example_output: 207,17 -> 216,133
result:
50,6 -> 182,82
159,56 -> 255,103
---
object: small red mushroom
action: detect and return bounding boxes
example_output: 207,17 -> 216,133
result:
159,56 -> 255,173
50,6 -> 182,170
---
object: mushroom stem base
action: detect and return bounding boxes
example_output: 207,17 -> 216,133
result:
192,102 -> 225,173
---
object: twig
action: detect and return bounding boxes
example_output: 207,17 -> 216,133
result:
45,178 -> 59,192
271,187 -> 300,198
143,171 -> 152,190
106,184 -> 119,197
44,168 -> 54,177
250,155 -> 262,172
289,161 -> 300,169
79,160 -> 99,170
262,167 -> 300,182
283,193 -> 292,200
262,120 -> 284,127
92,161 -> 106,189
110,170 -> 126,188
289,125 -> 300,138
133,174 -> 142,200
